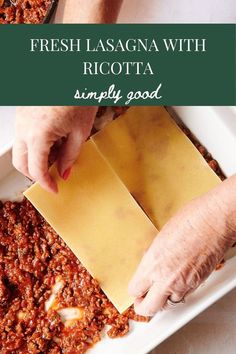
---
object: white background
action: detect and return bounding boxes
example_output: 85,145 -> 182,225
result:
119,0 -> 236,23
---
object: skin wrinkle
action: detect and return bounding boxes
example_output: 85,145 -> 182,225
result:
154,244 -> 191,294
131,185 -> 236,315
213,179 -> 236,215
202,184 -> 236,240
169,258 -> 199,292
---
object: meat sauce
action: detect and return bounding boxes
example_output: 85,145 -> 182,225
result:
0,0 -> 52,24
0,199 -> 148,353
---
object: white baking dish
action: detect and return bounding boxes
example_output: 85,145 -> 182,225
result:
0,107 -> 236,354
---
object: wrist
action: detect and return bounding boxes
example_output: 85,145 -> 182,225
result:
55,0 -> 123,24
202,176 -> 236,244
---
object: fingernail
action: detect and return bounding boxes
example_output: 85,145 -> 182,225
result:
62,167 -> 71,181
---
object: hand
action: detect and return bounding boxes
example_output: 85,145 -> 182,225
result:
128,182 -> 236,316
13,106 -> 97,193
55,0 -> 123,24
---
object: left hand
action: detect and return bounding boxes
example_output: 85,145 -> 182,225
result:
128,184 -> 236,316
13,106 -> 97,193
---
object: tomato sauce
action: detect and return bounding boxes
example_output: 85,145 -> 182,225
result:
0,0 -> 52,24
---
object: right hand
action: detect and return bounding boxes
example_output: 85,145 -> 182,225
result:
129,175 -> 236,316
13,106 -> 98,193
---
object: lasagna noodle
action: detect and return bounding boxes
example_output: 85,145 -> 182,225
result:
92,106 -> 221,229
24,140 -> 157,313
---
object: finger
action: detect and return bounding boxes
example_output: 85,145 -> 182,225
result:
128,273 -> 152,299
57,131 -> 84,179
163,291 -> 187,310
169,292 -> 186,303
12,139 -> 31,179
128,254 -> 153,298
181,286 -> 196,299
27,142 -> 58,194
134,283 -> 169,317
48,138 -> 64,165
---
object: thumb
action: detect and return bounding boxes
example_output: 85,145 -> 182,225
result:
57,131 -> 83,179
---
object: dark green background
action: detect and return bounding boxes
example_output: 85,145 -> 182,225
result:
0,24 -> 235,105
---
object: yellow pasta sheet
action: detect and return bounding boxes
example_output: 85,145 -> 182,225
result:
92,107 -> 221,229
24,140 -> 157,313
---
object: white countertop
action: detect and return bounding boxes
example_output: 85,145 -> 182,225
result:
0,107 -> 15,153
151,288 -> 236,354
0,112 -> 236,354
119,0 -> 236,23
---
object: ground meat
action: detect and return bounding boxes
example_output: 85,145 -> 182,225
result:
0,0 -> 53,24
0,199 -> 149,353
